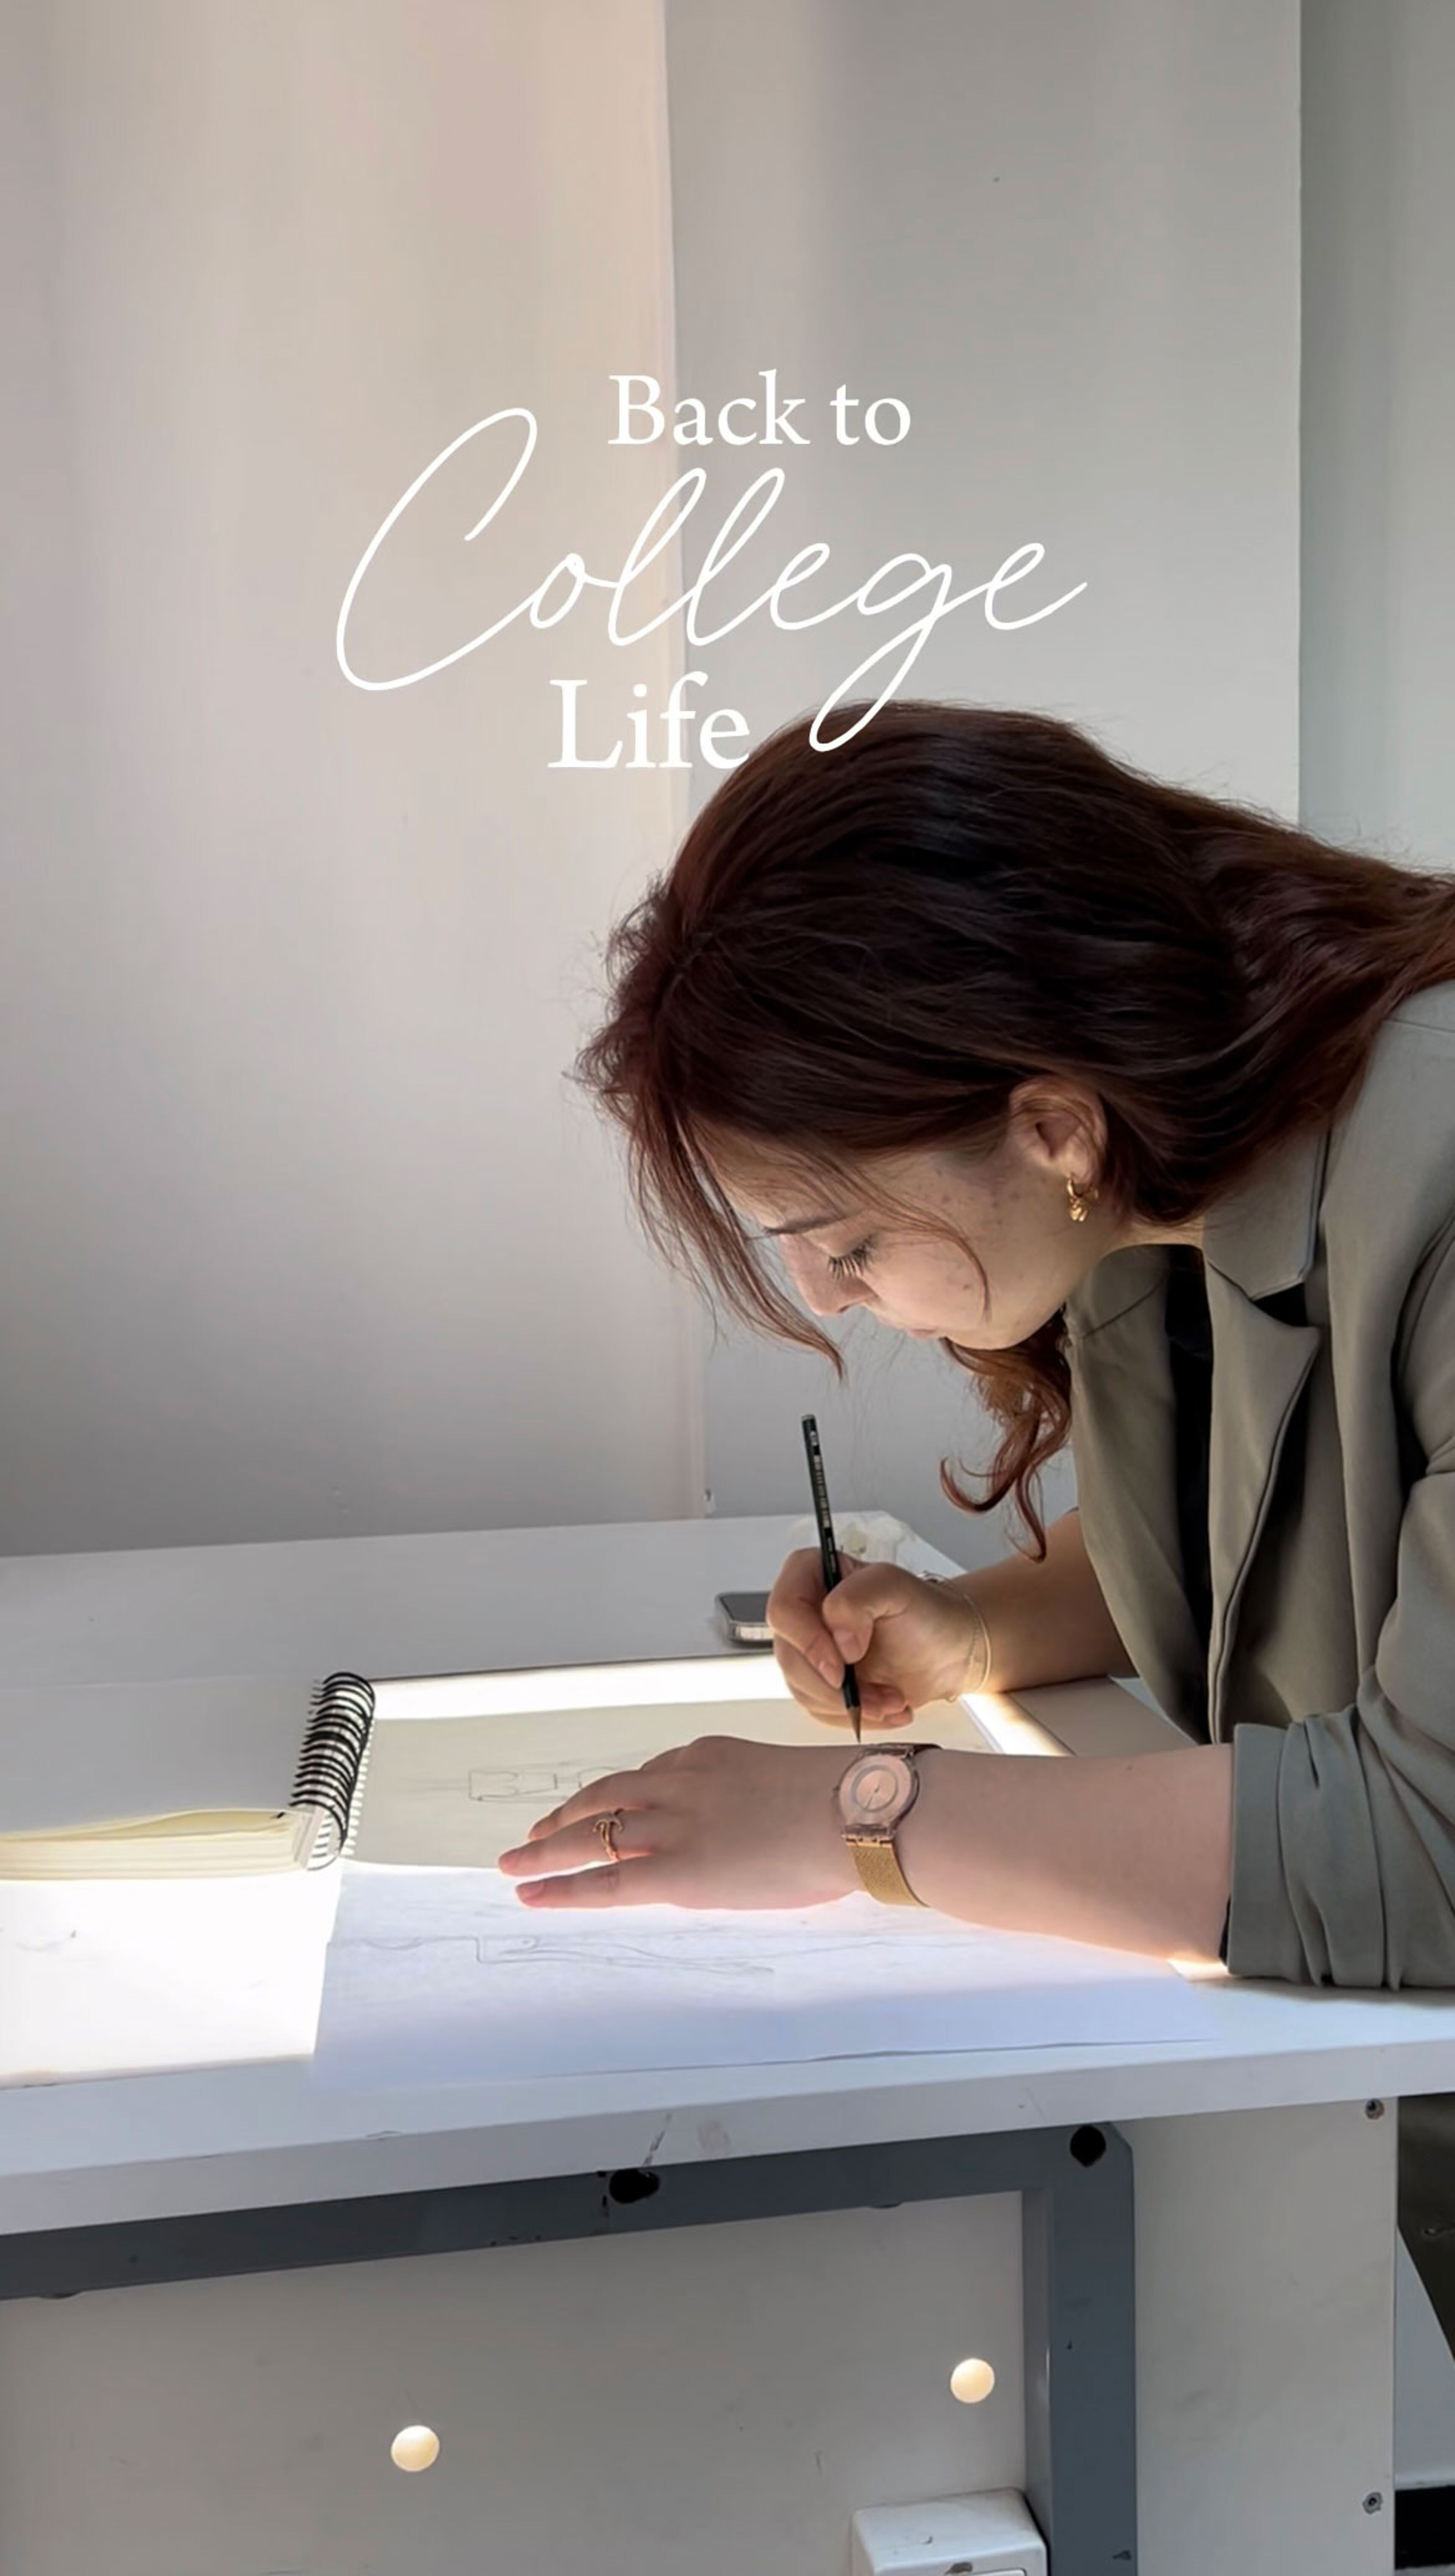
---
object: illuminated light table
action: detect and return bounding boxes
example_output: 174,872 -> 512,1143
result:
0,1513 -> 1449,2576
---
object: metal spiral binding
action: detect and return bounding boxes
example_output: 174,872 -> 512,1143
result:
289,1671 -> 376,1868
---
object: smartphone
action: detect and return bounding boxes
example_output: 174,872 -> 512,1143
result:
714,1589 -> 774,1647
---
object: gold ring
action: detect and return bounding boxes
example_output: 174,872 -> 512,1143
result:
595,1810 -> 623,1862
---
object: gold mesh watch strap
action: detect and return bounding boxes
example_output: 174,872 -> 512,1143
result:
845,1832 -> 925,1907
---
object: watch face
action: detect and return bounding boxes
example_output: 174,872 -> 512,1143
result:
837,1750 -> 916,1831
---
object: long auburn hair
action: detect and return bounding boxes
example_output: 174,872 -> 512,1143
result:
574,699 -> 1455,1554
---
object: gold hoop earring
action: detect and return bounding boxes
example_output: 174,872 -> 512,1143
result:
1066,1176 -> 1099,1224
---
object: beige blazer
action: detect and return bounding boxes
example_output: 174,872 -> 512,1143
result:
1063,980 -> 1455,1987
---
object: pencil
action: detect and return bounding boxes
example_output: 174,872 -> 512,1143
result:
800,1413 -> 862,1742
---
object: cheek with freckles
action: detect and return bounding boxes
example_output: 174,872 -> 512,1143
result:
898,1224 -> 1070,1349
875,1242 -> 987,1335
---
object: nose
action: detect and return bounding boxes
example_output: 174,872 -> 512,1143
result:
780,1241 -> 871,1321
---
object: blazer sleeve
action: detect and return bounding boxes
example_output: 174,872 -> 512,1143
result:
1226,1216 -> 1455,1986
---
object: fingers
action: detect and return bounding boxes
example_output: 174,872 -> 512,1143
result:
525,1769 -> 654,1841
501,1809 -> 662,1880
767,1549 -> 917,1727
773,1637 -> 914,1729
513,1857 -> 665,1908
773,1629 -> 854,1717
768,1549 -> 909,1677
767,1548 -> 845,1688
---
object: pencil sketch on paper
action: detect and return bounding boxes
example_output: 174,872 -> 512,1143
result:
465,1762 -> 617,1805
343,1928 -> 783,1981
329,1868 -> 1018,1991
312,1858 -> 1226,2098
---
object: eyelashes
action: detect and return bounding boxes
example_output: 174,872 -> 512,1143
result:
825,1240 -> 875,1280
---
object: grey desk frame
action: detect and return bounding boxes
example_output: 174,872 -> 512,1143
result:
0,2120 -> 1136,2576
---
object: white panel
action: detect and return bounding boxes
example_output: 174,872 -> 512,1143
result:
0,2196 -> 1025,2576
1302,0 -> 1455,869
851,2487 -> 1045,2574
1129,2100 -> 1394,2575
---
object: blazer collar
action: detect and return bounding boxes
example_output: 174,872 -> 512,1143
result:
1064,1117 -> 1330,1341
1199,1118 -> 1330,1301
1061,1116 -> 1331,1744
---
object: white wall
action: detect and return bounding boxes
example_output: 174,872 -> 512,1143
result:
1301,0 -> 1455,2488
662,0 -> 1302,1566
1301,0 -> 1455,874
0,0 -> 703,1551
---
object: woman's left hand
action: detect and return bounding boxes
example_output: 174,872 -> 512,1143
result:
498,1738 -> 859,1911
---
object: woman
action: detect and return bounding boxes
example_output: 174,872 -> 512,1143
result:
496,697 -> 1455,2344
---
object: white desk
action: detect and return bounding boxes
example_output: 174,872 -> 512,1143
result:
2,1513 -> 1452,2576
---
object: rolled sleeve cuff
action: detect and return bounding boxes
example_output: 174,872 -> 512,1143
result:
1223,1722 -> 1311,1984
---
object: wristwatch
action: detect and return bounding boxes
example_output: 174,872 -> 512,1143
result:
836,1744 -> 936,1907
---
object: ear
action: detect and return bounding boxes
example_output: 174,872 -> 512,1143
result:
1006,1080 -> 1106,1187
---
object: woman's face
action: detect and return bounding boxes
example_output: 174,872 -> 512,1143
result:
713,1089 -> 1131,1352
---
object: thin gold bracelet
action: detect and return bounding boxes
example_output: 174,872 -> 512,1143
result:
928,1577 -> 993,1695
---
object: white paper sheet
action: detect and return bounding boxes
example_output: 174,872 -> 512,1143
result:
0,1866 -> 340,2085
310,1862 -> 1231,2090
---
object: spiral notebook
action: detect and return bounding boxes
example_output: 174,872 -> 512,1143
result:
0,1670 -> 377,1879
0,1663 -> 999,1882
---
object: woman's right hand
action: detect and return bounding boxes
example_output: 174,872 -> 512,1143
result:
765,1548 -> 989,1730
